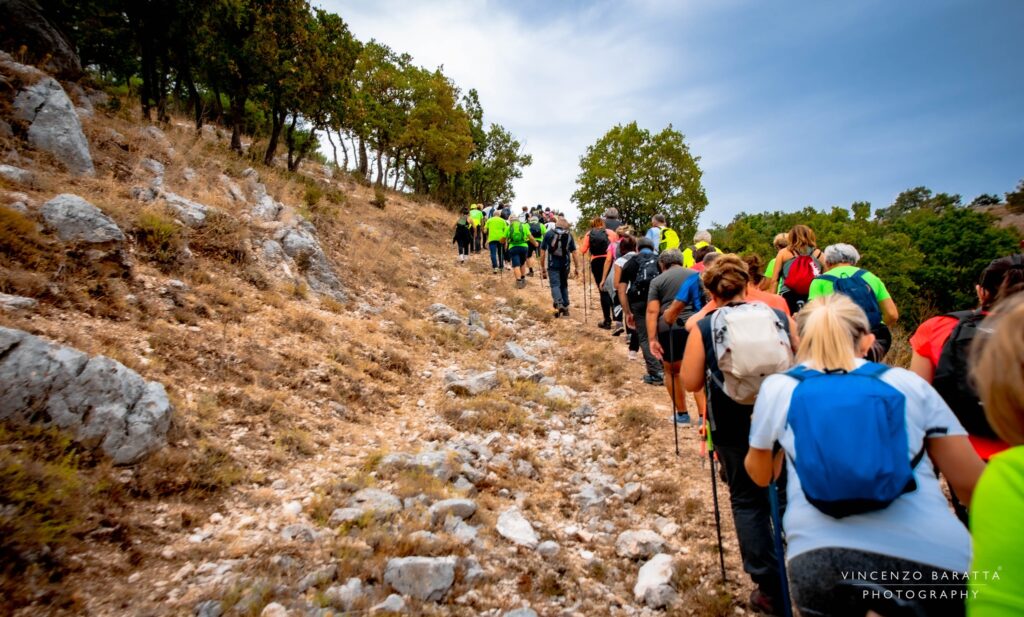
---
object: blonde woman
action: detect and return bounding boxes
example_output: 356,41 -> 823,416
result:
745,295 -> 984,617
968,295 -> 1024,616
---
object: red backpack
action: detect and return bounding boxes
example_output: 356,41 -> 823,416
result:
784,250 -> 821,295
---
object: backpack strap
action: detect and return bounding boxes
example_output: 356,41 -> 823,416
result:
851,361 -> 890,379
786,366 -> 821,382
909,427 -> 950,469
851,269 -> 868,281
816,273 -> 839,284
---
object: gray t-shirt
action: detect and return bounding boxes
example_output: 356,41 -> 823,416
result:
648,267 -> 699,329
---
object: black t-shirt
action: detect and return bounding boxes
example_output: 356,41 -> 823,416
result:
619,249 -> 656,308
697,303 -> 791,447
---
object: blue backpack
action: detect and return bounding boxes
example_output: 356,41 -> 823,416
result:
786,363 -> 925,518
816,269 -> 882,329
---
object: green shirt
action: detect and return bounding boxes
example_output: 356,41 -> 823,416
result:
970,446 -> 1024,616
468,209 -> 483,225
507,221 -> 531,248
807,265 -> 891,302
765,257 -> 777,279
485,216 -> 508,243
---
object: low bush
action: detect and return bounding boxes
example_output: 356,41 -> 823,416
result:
133,210 -> 186,268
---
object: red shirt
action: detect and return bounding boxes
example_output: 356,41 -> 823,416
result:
910,314 -> 1008,459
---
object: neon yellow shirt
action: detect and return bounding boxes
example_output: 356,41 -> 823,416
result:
807,265 -> 891,302
682,241 -> 722,268
485,217 -> 508,243
969,446 -> 1024,616
507,221 -> 531,248
468,208 -> 483,227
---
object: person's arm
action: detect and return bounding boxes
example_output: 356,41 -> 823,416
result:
681,326 -> 706,392
663,300 -> 685,327
910,352 -> 934,382
928,436 -> 985,506
685,302 -> 714,331
787,315 -> 800,351
768,249 -> 787,294
571,250 -> 581,277
647,300 -> 663,360
580,233 -> 590,256
600,253 -> 613,288
880,298 -> 899,327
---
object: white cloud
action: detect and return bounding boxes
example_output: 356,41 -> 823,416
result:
317,0 -> 698,217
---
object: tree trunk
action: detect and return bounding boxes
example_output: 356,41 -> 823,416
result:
288,126 -> 317,172
229,92 -> 246,153
325,129 -> 339,169
285,112 -> 299,170
339,130 -> 349,170
393,155 -> 402,190
264,105 -> 285,166
375,150 -> 384,187
210,82 -> 224,122
358,137 -> 368,178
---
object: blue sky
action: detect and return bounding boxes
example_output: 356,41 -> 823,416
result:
322,0 -> 1024,226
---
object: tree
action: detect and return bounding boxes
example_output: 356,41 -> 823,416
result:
573,122 -> 707,235
875,186 -> 960,222
969,193 -> 1002,207
1006,179 -> 1024,214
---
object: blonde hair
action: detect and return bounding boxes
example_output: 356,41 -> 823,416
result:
788,225 -> 817,253
971,295 -> 1024,445
796,295 -> 870,372
703,254 -> 749,301
773,233 -> 789,250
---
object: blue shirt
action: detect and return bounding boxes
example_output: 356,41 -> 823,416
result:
673,274 -> 705,311
645,227 -> 662,252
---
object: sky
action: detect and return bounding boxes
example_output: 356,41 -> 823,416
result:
318,0 -> 1024,227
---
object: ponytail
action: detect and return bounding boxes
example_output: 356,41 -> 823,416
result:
796,295 -> 870,372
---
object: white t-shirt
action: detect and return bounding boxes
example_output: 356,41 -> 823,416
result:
750,360 -> 971,572
608,250 -> 637,294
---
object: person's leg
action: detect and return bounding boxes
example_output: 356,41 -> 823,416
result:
600,290 -> 613,324
715,444 -> 784,606
559,266 -> 570,309
628,328 -> 640,352
489,241 -> 500,270
589,258 -> 611,324
548,266 -> 565,308
631,302 -> 663,380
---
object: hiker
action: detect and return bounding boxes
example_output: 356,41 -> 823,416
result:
645,250 -> 703,424
580,217 -> 617,329
762,233 -> 789,290
453,208 -> 473,263
690,245 -> 719,273
604,234 -> 640,358
527,216 -> 545,277
745,294 -> 984,617
767,224 -> 824,314
645,214 -> 680,253
619,237 -> 665,385
468,203 -> 484,253
540,216 -> 581,317
910,254 -> 1024,524
682,230 -> 722,268
485,207 -> 509,273
681,254 -> 799,614
645,214 -> 666,253
507,215 -> 539,288
967,295 -> 1024,615
604,207 -> 623,232
809,243 -> 899,361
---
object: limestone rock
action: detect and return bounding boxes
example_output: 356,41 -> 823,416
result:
324,578 -> 365,611
0,293 -> 37,312
348,488 -> 402,519
259,603 -> 287,617
0,327 -> 173,464
383,556 -> 456,602
615,530 -> 667,560
277,223 -> 345,300
445,370 -> 499,397
371,594 -> 405,614
503,341 -> 538,364
41,194 -> 124,244
496,507 -> 539,549
504,609 -> 538,617
328,507 -> 365,526
428,498 -> 477,525
10,66 -> 94,175
537,540 -> 560,557
162,192 -> 215,228
0,4 -> 82,78
298,564 -> 337,592
634,553 -> 677,609
0,164 -> 35,186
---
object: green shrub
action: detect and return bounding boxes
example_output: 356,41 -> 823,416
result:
371,187 -> 387,209
134,211 -> 186,267
304,183 -> 323,208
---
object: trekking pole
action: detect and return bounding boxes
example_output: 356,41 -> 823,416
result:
769,479 -> 794,617
582,265 -> 589,325
706,383 -> 727,583
668,325 -> 680,456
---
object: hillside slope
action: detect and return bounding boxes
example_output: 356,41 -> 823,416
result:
0,68 -> 753,617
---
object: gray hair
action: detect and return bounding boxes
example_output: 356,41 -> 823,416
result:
703,252 -> 722,267
659,249 -> 683,269
823,243 -> 861,267
604,207 -> 619,219
694,229 -> 712,243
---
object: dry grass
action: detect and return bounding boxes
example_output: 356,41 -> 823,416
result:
440,392 -> 537,435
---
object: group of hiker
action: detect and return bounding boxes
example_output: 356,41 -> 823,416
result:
453,204 -> 1024,616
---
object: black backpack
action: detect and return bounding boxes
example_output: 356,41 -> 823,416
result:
588,229 -> 610,257
529,222 -> 543,238
549,229 -> 571,258
933,311 -> 998,439
627,252 -> 660,304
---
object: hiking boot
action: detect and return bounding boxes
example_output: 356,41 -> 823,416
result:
516,278 -> 527,289
597,320 -> 611,330
628,350 -> 638,361
611,323 -> 625,336
642,374 -> 664,386
493,268 -> 499,274
748,589 -> 782,615
559,306 -> 570,317
674,412 -> 691,425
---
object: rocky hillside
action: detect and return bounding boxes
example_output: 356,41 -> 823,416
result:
1,56 -> 754,617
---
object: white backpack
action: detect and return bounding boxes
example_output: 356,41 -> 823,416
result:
709,303 -> 794,404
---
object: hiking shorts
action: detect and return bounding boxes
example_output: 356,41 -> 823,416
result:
508,246 -> 528,268
657,327 -> 688,363
527,244 -> 539,259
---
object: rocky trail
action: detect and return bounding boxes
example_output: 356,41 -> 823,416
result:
0,51 -> 754,617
